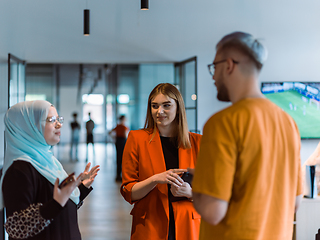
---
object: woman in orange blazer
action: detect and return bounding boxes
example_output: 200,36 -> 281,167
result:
121,83 -> 201,240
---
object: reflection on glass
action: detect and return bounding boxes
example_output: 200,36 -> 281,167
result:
26,94 -> 46,101
82,94 -> 104,105
9,55 -> 25,108
117,94 -> 130,104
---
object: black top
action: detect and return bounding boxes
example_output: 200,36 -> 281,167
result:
2,160 -> 92,240
160,136 -> 178,240
160,136 -> 179,170
70,121 -> 80,130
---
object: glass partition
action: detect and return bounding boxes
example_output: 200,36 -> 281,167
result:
25,64 -> 55,104
175,56 -> 198,133
8,54 -> 26,108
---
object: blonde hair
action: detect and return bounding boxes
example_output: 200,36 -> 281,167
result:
144,83 -> 191,149
216,31 -> 268,70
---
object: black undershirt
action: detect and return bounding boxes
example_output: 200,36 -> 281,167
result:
160,136 -> 178,240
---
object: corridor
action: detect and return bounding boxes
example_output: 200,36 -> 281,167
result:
58,143 -> 132,240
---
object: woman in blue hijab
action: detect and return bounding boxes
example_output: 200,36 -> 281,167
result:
0,100 -> 100,240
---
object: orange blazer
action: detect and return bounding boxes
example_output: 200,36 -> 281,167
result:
120,129 -> 202,240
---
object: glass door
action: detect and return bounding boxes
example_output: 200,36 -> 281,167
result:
8,54 -> 26,108
174,56 -> 198,133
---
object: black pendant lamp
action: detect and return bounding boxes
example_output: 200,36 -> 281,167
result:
84,9 -> 90,36
141,0 -> 149,10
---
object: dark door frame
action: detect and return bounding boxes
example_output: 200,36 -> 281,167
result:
174,56 -> 198,133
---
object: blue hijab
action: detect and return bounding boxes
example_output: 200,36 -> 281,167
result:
0,100 -> 80,209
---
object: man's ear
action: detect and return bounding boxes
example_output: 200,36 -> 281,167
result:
226,58 -> 236,75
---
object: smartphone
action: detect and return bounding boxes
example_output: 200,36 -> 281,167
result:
59,172 -> 75,189
181,172 -> 193,186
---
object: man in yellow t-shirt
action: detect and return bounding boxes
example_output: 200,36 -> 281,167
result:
192,32 -> 303,240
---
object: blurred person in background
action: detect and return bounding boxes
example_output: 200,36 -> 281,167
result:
70,112 -> 80,161
109,115 -> 129,182
86,112 -> 95,162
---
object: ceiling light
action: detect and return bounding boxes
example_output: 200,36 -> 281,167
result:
84,9 -> 90,36
141,0 -> 149,10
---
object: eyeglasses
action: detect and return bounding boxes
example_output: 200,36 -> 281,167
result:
46,116 -> 64,125
207,59 -> 239,76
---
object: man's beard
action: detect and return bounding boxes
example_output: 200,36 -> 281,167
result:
217,82 -> 230,102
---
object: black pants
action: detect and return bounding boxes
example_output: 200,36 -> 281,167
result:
168,200 -> 176,240
115,137 -> 126,178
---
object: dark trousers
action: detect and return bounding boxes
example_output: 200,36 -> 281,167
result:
115,137 -> 126,178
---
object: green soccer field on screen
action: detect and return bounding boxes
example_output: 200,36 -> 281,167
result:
262,82 -> 320,139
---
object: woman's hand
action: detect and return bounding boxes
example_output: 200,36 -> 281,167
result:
53,173 -> 83,207
131,169 -> 187,202
187,168 -> 195,175
170,182 -> 192,198
152,169 -> 187,187
81,162 -> 100,188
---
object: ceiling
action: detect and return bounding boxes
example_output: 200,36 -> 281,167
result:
1,0 -> 319,65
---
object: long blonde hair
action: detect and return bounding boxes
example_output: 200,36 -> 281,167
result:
144,83 -> 191,149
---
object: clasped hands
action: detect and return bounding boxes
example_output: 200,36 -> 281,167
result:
154,169 -> 192,199
53,162 -> 100,207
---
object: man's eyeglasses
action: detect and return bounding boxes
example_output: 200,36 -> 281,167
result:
207,59 -> 239,76
46,116 -> 64,125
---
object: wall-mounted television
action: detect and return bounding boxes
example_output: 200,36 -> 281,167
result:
261,82 -> 320,139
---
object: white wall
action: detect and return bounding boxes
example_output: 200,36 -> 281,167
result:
301,139 -> 320,165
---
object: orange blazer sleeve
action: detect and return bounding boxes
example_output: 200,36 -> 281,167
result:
120,130 -> 140,204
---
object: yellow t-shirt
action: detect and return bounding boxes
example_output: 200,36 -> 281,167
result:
193,98 -> 303,240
